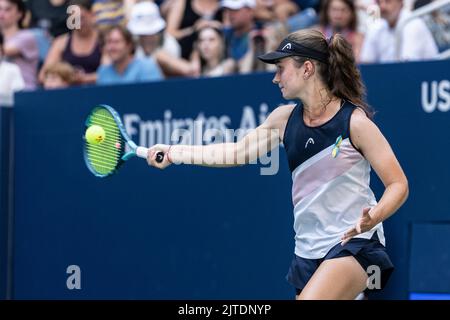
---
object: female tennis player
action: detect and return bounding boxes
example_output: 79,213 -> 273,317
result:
146,29 -> 409,300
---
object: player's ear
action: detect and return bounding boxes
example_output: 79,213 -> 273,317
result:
303,60 -> 315,79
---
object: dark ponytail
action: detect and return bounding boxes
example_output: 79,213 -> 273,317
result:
287,29 -> 373,118
327,34 -> 372,117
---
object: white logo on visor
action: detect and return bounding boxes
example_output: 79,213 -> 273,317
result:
282,43 -> 292,51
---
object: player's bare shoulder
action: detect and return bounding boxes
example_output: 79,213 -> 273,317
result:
261,104 -> 296,141
350,107 -> 377,151
262,104 -> 296,129
350,107 -> 371,133
351,107 -> 368,119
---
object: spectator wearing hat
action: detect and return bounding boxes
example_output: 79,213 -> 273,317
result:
128,1 -> 199,78
97,25 -> 163,85
128,1 -> 181,59
221,0 -> 257,72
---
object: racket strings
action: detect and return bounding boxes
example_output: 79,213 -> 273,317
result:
85,108 -> 124,176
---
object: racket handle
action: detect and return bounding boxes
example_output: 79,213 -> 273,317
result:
136,147 -> 164,163
136,147 -> 149,159
155,152 -> 164,163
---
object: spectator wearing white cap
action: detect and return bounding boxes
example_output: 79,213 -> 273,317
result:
221,0 -> 256,72
128,1 -> 181,58
128,1 -> 199,78
222,0 -> 256,10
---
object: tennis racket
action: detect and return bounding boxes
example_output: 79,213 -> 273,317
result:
83,104 -> 164,177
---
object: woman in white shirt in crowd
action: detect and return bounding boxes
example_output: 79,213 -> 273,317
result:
0,32 -> 24,106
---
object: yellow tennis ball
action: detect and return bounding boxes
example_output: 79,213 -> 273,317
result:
85,125 -> 106,144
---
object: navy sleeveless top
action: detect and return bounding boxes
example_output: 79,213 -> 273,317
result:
283,100 -> 358,172
62,34 -> 102,73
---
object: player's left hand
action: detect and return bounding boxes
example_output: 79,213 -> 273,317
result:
341,207 -> 377,246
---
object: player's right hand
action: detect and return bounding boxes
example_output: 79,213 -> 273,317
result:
147,144 -> 172,169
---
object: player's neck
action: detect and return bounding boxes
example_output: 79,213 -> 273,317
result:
302,89 -> 338,121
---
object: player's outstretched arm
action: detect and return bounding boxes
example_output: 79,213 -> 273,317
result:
147,104 -> 295,169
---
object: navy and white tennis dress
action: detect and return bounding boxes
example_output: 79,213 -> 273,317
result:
283,100 -> 394,293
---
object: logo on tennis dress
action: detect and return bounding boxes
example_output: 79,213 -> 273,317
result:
282,43 -> 292,51
332,135 -> 343,158
305,137 -> 314,148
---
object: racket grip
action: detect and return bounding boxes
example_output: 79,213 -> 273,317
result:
136,147 -> 149,159
136,147 -> 164,163
155,152 -> 164,163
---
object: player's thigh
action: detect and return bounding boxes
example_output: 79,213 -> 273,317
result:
297,256 -> 368,300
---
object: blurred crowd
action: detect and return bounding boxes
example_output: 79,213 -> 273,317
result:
0,0 -> 449,104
